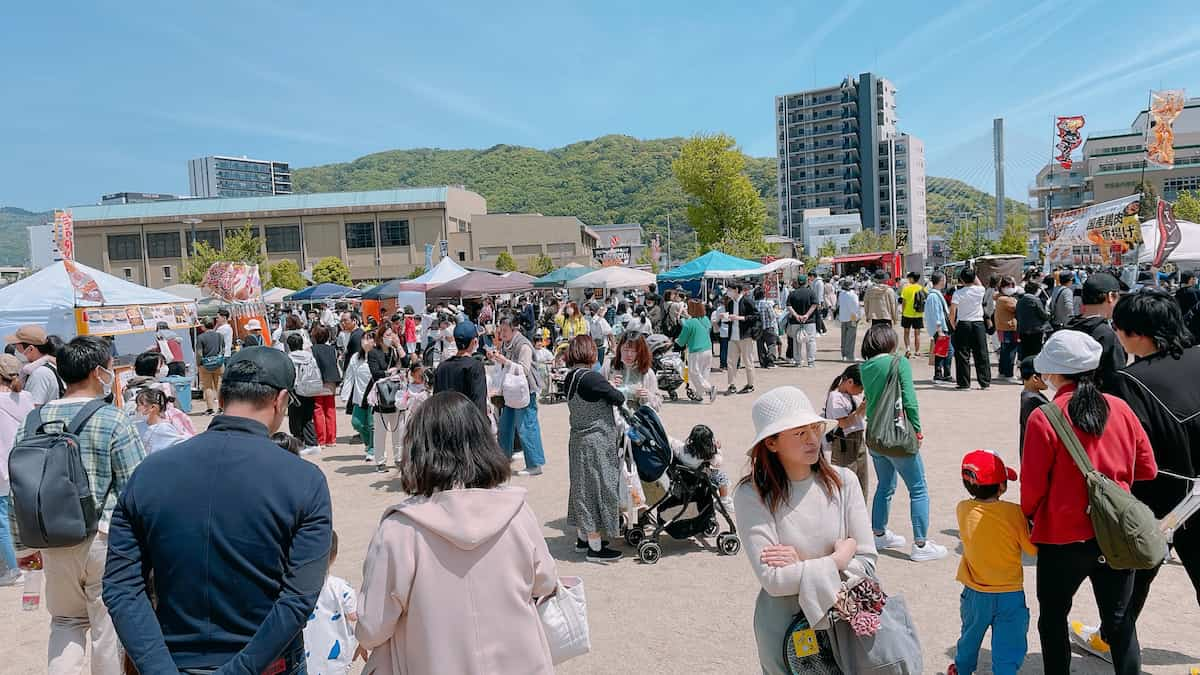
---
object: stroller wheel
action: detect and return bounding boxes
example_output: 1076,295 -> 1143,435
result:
717,534 -> 741,556
703,520 -> 719,537
637,541 -> 662,564
668,389 -> 679,401
624,527 -> 645,547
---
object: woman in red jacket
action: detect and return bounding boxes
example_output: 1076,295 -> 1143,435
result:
1021,330 -> 1157,675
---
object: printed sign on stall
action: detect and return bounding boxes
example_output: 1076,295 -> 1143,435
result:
593,246 -> 631,267
75,302 -> 198,337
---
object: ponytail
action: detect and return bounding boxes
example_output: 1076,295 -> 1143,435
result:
1066,371 -> 1109,436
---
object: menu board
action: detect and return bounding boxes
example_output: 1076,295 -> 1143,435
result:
75,302 -> 199,337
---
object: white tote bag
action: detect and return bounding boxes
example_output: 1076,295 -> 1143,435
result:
537,576 -> 590,665
501,362 -> 531,409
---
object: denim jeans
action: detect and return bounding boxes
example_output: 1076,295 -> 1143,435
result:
499,393 -> 546,468
997,331 -> 1020,378
869,451 -> 931,541
594,346 -> 607,373
718,336 -> 729,369
955,587 -> 1028,675
0,495 -> 15,571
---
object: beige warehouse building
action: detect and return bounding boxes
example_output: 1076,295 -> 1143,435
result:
67,187 -> 597,287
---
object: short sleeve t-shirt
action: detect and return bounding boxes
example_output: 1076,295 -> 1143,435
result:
304,575 -> 358,675
824,389 -> 864,433
956,499 -> 1037,593
786,288 -> 818,325
900,283 -> 926,318
952,285 -> 986,322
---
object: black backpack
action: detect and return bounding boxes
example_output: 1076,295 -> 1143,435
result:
8,399 -> 108,548
913,289 -> 929,313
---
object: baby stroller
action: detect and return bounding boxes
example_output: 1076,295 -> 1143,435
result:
645,333 -> 685,401
618,405 -> 739,564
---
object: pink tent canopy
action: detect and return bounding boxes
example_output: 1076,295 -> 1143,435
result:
425,271 -> 532,300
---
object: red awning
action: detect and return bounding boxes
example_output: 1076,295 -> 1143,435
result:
831,252 -> 893,264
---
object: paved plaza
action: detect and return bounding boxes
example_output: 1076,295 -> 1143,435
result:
2,330 -> 1197,674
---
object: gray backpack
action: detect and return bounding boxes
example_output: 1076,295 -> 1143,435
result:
8,399 -> 107,548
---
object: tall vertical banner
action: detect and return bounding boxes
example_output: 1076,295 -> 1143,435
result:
1055,116 -> 1085,169
424,243 -> 434,271
63,259 -> 105,304
1147,89 -> 1186,168
54,210 -> 75,260
1153,198 -> 1182,267
202,262 -> 262,302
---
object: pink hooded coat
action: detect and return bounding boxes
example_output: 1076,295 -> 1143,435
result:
356,487 -> 558,674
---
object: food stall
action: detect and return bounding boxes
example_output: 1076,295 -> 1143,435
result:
831,251 -> 904,283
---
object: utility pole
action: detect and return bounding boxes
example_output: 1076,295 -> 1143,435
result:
666,213 -> 673,269
993,118 -> 1005,238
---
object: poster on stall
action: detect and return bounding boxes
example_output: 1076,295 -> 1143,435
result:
1046,194 -> 1141,265
75,302 -> 198,337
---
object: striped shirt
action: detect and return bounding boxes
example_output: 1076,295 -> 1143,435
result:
756,300 -> 778,335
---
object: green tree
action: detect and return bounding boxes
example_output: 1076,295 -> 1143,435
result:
406,266 -> 426,279
988,218 -> 1030,256
495,250 -> 518,272
1174,190 -> 1200,223
672,133 -> 768,258
182,223 -> 265,285
1135,180 -> 1159,220
268,259 -> 304,290
636,247 -> 660,273
946,220 -> 990,260
847,230 -> 895,254
312,256 -> 352,286
817,239 -> 839,258
529,253 -> 555,277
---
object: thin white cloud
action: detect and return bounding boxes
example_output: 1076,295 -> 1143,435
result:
783,0 -> 865,68
383,74 -> 540,139
876,0 -> 993,69
130,108 -> 350,147
1000,1 -> 1095,68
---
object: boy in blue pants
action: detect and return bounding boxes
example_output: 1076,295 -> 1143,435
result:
949,450 -> 1037,675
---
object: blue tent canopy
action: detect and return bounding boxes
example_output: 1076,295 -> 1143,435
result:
283,283 -> 361,302
360,279 -> 405,300
657,251 -> 759,282
532,264 -> 593,288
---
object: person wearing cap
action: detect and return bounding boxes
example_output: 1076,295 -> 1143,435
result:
16,336 -> 146,675
241,318 -> 264,347
1020,329 -> 1157,675
6,324 -> 64,406
0,353 -> 34,586
732,386 -> 878,673
1065,271 -> 1127,394
863,269 -> 899,327
950,449 -> 1036,675
433,321 -> 489,418
1017,355 -> 1049,459
950,267 -> 992,390
104,346 -> 332,675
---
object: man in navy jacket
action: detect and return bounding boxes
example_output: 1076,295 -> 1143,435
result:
104,347 -> 332,675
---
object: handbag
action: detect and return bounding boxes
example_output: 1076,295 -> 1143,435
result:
200,354 -> 225,371
371,377 -> 403,414
783,612 -> 842,674
502,362 -> 531,409
537,576 -> 590,664
864,356 -> 919,458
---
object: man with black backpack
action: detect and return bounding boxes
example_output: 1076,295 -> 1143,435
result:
7,325 -> 65,406
11,335 -> 145,675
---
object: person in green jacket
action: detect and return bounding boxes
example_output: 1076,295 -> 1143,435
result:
859,323 -> 948,563
676,299 -> 717,403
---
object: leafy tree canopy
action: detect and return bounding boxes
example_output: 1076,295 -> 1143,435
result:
671,133 -> 768,258
312,256 -> 352,286
1174,190 -> 1200,223
268,259 -> 304,290
406,266 -> 426,279
495,250 -> 518,272
529,253 -> 555,277
182,223 -> 264,285
988,217 -> 1030,256
847,230 -> 896,254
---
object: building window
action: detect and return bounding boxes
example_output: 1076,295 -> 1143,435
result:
345,222 -> 375,249
840,228 -> 851,234
513,244 -> 542,256
188,229 -> 222,253
146,232 -> 182,259
548,243 -> 575,256
379,220 -> 410,247
122,267 -> 134,279
479,246 -> 507,260
108,234 -> 142,261
458,251 -> 466,262
162,266 -> 173,281
455,218 -> 469,233
265,225 -> 301,252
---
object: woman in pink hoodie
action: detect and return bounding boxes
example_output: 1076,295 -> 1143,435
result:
357,391 -> 559,674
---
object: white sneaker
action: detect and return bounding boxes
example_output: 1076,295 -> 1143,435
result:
299,446 -> 321,457
910,540 -> 949,562
0,568 -> 24,586
874,530 -> 907,551
1070,621 -> 1113,662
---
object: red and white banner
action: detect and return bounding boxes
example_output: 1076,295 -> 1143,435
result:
54,210 -> 75,260
64,259 -> 104,304
609,235 -> 620,247
202,262 -> 262,302
1147,89 -> 1186,168
1055,116 -> 1085,169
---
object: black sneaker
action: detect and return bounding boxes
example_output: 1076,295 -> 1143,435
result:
375,464 -> 388,473
738,385 -> 755,394
575,538 -> 610,551
586,546 -> 623,562
726,385 -> 738,395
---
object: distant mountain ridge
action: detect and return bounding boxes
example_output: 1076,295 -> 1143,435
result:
0,207 -> 48,266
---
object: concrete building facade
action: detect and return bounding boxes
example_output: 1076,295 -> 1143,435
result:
801,210 -> 862,256
188,156 -> 293,198
590,223 -> 645,263
775,72 -> 926,258
63,187 -> 593,287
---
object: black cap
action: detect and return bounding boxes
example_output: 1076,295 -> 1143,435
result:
1019,355 -> 1039,381
224,347 -> 296,391
1081,272 -> 1122,304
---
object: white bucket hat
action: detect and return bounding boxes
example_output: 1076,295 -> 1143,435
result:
749,386 -> 834,450
1034,329 -> 1101,375
244,319 -> 262,331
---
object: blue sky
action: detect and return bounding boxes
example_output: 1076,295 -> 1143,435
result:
4,0 -> 1200,211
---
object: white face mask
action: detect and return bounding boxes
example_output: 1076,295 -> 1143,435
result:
1001,287 -> 1016,296
13,350 -> 28,365
97,367 -> 115,397
157,365 -> 169,378
133,412 -> 149,424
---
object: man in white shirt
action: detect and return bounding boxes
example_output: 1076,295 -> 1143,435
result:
584,302 -> 613,370
835,280 -> 861,361
215,310 -> 234,358
7,325 -> 64,406
949,267 -> 991,390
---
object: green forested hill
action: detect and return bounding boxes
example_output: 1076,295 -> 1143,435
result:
0,207 -> 48,266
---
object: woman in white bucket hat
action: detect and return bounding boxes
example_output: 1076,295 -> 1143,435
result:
732,386 -> 878,674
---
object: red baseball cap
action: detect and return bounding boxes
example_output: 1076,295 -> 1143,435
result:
961,449 -> 1017,486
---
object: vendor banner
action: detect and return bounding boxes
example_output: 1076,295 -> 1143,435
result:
54,210 -> 75,260
1046,194 -> 1141,265
593,246 -> 631,267
1147,89 -> 1186,168
1153,198 -> 1182,267
75,302 -> 198,337
64,259 -> 104,304
202,262 -> 262,302
1055,115 -> 1085,169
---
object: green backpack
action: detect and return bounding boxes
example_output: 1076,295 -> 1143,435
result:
865,355 -> 919,458
1039,403 -> 1167,570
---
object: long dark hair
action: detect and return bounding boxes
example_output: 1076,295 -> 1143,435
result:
739,431 -> 842,514
1062,370 -> 1109,436
401,391 -> 510,496
828,364 -> 862,392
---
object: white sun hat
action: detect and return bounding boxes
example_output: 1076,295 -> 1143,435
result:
1034,329 -> 1101,375
749,386 -> 835,449
244,319 -> 262,331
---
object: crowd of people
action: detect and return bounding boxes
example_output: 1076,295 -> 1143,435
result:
0,262 -> 1197,675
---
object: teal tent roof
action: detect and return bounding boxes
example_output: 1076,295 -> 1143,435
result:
532,264 -> 593,288
657,251 -> 759,281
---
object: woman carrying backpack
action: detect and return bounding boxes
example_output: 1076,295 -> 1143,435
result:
1020,330 -> 1157,675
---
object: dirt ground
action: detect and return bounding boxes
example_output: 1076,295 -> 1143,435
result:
2,330 -> 1197,674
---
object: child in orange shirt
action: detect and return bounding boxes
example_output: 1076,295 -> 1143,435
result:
949,450 -> 1037,675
